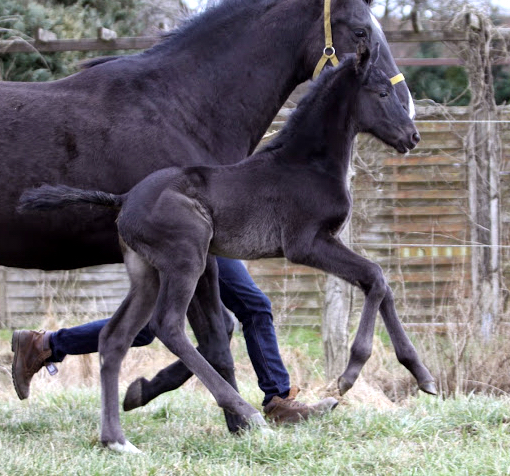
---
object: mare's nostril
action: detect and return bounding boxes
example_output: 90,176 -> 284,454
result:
412,132 -> 421,144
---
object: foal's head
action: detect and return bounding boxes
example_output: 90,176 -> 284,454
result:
353,44 -> 420,153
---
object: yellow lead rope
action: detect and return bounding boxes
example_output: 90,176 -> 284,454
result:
312,0 -> 406,87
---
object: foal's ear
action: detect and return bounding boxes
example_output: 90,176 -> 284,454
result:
355,41 -> 371,77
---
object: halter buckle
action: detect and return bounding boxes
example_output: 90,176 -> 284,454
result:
323,46 -> 336,59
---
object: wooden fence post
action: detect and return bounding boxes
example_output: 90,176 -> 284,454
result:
322,271 -> 352,381
35,28 -> 57,43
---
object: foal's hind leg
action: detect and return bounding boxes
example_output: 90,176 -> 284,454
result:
124,256 -> 246,432
148,254 -> 264,428
99,247 -> 159,453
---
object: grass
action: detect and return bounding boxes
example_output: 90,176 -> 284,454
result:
2,327 -> 510,475
1,386 -> 510,475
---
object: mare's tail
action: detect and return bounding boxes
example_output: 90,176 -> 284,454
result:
18,184 -> 123,212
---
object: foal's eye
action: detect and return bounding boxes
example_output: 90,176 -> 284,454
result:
379,91 -> 389,98
353,28 -> 367,38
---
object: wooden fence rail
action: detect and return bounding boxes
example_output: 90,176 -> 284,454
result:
0,30 -> 470,54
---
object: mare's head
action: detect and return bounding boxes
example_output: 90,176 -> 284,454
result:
305,0 -> 415,119
352,44 -> 420,153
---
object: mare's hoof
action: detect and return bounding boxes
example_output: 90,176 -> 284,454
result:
419,380 -> 438,396
337,376 -> 353,396
106,440 -> 142,454
123,377 -> 148,412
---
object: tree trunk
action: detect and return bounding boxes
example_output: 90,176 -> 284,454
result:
456,10 -> 502,337
322,271 -> 352,381
322,156 -> 354,380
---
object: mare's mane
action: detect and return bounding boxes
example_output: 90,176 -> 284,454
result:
81,0 -> 279,70
80,0 -> 375,70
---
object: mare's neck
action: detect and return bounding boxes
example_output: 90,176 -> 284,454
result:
142,0 -> 323,163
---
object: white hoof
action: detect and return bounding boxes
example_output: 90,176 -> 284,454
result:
257,425 -> 275,436
249,412 -> 268,427
107,440 -> 142,454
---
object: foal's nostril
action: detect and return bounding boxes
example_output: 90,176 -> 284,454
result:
412,132 -> 421,144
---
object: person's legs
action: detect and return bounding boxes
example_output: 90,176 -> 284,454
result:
13,257 -> 337,421
217,257 -> 338,422
50,319 -> 155,362
216,256 -> 290,406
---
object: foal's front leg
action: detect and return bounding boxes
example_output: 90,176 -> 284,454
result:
286,230 -> 434,394
378,292 -> 437,395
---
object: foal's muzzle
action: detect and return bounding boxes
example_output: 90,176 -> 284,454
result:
397,128 -> 420,154
411,131 -> 421,147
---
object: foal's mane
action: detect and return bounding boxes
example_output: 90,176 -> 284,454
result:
259,55 -> 358,153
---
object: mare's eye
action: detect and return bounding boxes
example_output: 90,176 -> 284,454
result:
379,91 -> 389,98
354,29 -> 367,38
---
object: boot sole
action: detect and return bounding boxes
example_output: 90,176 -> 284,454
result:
11,330 -> 27,400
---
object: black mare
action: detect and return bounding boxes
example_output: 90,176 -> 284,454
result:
3,0 -> 422,427
20,45 -> 435,453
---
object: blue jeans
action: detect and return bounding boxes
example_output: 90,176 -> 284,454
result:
49,257 -> 290,406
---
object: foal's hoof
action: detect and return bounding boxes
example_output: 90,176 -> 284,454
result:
419,380 -> 438,396
337,376 -> 353,396
106,440 -> 142,454
224,410 -> 249,434
249,412 -> 274,435
248,411 -> 268,428
123,377 -> 148,411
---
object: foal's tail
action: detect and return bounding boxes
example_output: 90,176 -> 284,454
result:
18,184 -> 124,212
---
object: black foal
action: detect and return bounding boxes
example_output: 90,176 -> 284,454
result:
19,44 -> 435,452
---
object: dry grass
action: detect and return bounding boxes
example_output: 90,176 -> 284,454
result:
0,313 -> 396,413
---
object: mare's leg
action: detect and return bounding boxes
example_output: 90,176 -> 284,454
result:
286,231 -> 434,394
99,247 -> 159,453
124,256 -> 246,432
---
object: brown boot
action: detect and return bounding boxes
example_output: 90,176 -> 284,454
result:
263,386 -> 338,424
11,330 -> 53,400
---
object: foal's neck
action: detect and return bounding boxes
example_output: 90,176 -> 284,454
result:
266,70 -> 359,180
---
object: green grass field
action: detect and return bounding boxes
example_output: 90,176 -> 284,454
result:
1,385 -> 510,475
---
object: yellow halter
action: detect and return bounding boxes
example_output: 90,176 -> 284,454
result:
312,0 -> 406,87
390,72 -> 405,85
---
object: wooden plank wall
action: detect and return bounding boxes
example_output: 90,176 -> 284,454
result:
349,107 -> 472,325
0,265 -> 129,328
246,104 -> 510,327
2,104 -> 510,328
